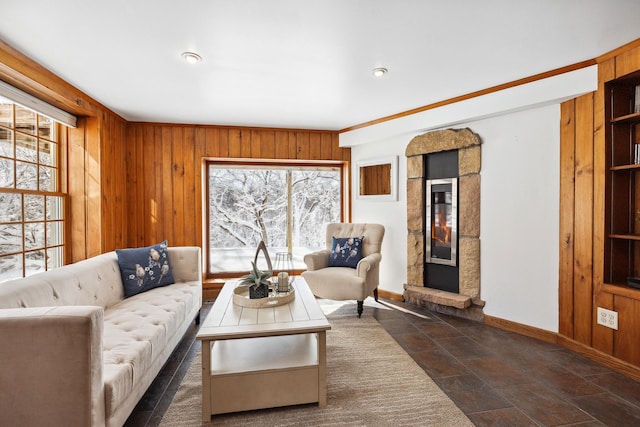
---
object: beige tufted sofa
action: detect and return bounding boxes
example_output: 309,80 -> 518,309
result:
0,246 -> 202,427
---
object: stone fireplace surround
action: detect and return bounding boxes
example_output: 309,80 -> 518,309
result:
404,128 -> 484,321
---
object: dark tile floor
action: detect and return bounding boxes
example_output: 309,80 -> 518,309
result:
125,298 -> 640,426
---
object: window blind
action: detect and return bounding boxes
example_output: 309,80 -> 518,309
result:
0,80 -> 77,128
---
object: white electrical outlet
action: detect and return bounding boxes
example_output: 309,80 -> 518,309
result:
597,307 -> 618,330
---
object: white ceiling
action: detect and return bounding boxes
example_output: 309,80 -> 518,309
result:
2,0 -> 640,130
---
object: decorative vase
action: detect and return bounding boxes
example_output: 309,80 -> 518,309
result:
249,283 -> 269,299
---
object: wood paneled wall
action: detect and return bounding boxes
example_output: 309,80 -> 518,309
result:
124,124 -> 346,250
559,40 -> 640,373
100,112 -> 129,253
66,111 -> 128,260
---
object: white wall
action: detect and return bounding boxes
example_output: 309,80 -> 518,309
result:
473,106 -> 560,331
350,105 -> 560,332
346,68 -> 595,332
350,137 -> 408,297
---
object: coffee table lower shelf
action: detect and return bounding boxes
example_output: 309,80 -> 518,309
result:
206,333 -> 322,416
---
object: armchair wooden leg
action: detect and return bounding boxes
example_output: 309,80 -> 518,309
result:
357,300 -> 363,317
373,288 -> 379,302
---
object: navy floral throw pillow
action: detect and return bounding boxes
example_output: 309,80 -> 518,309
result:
116,241 -> 175,298
329,236 -> 364,269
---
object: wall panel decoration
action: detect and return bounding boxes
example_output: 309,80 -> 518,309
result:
124,124 -> 346,250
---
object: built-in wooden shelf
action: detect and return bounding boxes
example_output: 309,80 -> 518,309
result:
605,71 -> 640,287
611,111 -> 640,124
609,233 -> 640,241
610,164 -> 640,171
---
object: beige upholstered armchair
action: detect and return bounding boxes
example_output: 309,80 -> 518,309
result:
302,223 -> 385,317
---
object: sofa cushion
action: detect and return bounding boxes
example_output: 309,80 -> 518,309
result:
328,236 -> 364,268
116,241 -> 175,298
102,280 -> 199,418
303,266 -> 368,300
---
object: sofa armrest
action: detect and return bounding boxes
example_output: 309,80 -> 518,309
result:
0,306 -> 105,427
356,253 -> 382,280
303,249 -> 331,271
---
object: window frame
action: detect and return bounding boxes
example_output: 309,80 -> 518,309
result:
204,158 -> 349,280
0,101 -> 67,282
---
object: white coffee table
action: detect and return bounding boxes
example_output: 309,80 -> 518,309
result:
196,277 -> 331,421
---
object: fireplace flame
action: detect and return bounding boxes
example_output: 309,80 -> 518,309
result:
432,209 -> 451,244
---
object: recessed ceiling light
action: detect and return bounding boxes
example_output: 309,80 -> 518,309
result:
181,51 -> 202,64
372,67 -> 388,77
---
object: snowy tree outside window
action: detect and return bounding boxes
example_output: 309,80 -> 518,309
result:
207,162 -> 343,274
0,97 -> 65,283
